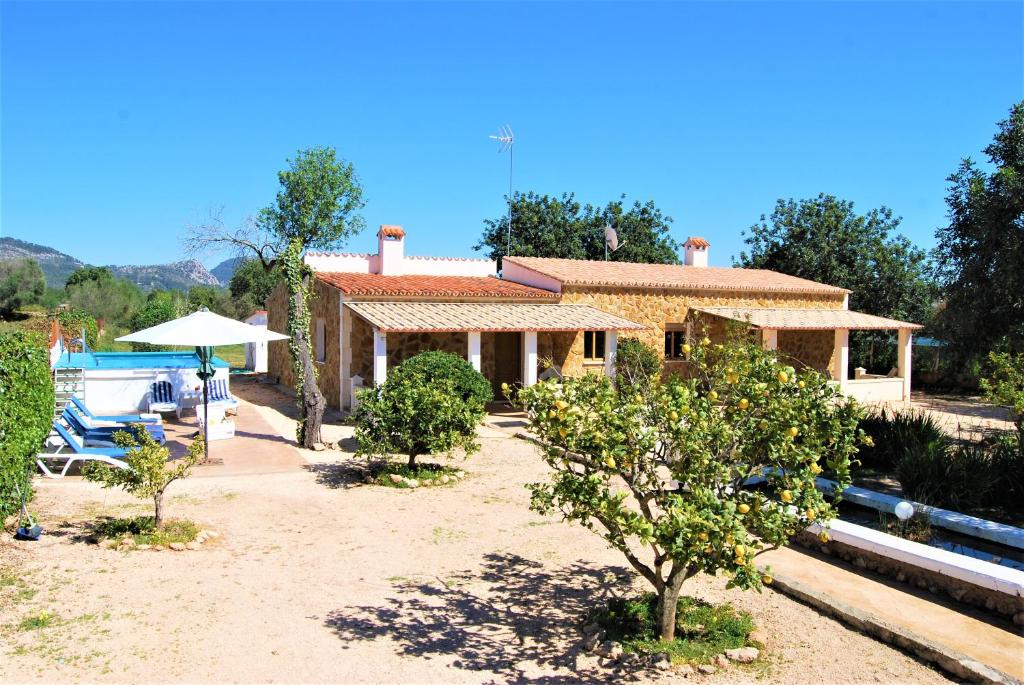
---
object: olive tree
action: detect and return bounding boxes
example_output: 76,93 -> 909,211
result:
514,337 -> 863,641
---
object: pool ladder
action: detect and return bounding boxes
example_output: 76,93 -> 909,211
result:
52,366 -> 85,420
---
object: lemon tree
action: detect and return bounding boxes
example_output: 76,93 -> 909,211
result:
515,337 -> 864,641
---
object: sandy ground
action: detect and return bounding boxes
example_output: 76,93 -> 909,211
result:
0,379 -> 955,684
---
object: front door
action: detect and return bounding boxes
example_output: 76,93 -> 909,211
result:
492,332 -> 522,395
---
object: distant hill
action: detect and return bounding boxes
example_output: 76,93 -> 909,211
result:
0,236 -> 221,291
210,256 -> 245,286
0,237 -> 84,287
108,260 -> 220,291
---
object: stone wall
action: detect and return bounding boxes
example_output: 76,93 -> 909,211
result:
265,279 -> 341,408
558,286 -> 845,377
778,330 -> 835,375
386,332 -> 468,370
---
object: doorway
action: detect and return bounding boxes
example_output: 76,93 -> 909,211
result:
491,332 -> 522,394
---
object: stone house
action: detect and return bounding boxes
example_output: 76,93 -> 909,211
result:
267,226 -> 921,411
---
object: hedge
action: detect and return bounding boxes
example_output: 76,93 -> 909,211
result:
0,330 -> 55,522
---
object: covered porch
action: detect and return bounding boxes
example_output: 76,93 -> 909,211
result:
693,307 -> 924,405
343,301 -> 647,407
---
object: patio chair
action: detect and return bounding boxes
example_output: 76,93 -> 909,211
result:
36,422 -> 130,479
148,380 -> 179,415
61,407 -> 166,446
70,395 -> 161,425
206,378 -> 240,413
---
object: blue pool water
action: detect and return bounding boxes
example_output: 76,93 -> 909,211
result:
54,352 -> 229,370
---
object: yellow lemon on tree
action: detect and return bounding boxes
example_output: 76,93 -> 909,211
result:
698,532 -> 708,541
701,336 -> 711,346
737,503 -> 751,514
738,398 -> 750,410
777,371 -> 789,383
725,533 -> 734,544
682,343 -> 692,355
818,531 -> 831,543
805,509 -> 816,521
727,373 -> 739,385
604,456 -> 617,469
786,426 -> 799,439
708,390 -> 719,402
669,410 -> 679,421
554,400 -> 569,410
558,428 -> 568,438
548,409 -> 558,419
798,380 -> 806,389
809,463 -> 822,475
780,490 -> 794,503
762,574 -> 773,585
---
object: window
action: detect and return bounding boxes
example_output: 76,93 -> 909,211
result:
314,318 -> 326,363
664,323 -> 692,359
583,330 -> 606,361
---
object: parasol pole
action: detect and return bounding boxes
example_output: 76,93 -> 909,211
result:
203,372 -> 210,463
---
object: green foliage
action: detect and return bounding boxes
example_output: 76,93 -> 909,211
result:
83,427 -> 203,527
64,275 -> 144,329
896,440 -> 998,512
229,259 -> 282,312
980,350 -> 1024,428
64,266 -> 115,290
92,516 -> 199,546
366,462 -> 462,488
51,307 -> 99,349
933,101 -> 1024,361
389,350 -> 493,406
738,193 -> 935,372
515,337 -> 863,640
0,330 -> 54,522
856,410 -> 948,470
476,191 -> 680,268
0,259 -> 46,316
257,146 -> 367,250
355,352 -> 489,469
614,337 -> 661,392
128,291 -> 184,351
592,594 -> 756,664
283,239 -> 318,443
186,285 -> 241,319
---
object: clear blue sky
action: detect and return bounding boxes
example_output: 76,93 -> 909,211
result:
2,1 -> 1021,271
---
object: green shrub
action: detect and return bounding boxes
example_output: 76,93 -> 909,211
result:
0,330 -> 55,522
988,428 -> 1024,512
614,337 -> 661,391
129,292 -> 184,352
0,259 -> 45,316
981,351 -> 1024,428
355,352 -> 489,469
387,350 -> 493,406
52,307 -> 99,349
856,410 -> 948,470
896,440 -> 998,511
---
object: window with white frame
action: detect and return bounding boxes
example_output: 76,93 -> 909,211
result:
314,318 -> 326,363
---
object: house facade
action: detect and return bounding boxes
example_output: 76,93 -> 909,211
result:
267,226 -> 921,411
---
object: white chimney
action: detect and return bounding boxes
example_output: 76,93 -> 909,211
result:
377,225 -> 405,275
683,237 -> 709,267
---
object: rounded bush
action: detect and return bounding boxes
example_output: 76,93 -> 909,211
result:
389,350 -> 493,405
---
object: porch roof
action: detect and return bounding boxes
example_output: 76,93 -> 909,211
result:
693,307 -> 924,331
345,302 -> 649,333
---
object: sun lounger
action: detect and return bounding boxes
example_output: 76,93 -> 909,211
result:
148,380 -> 179,414
206,378 -> 240,413
61,407 -> 166,446
36,423 -> 130,479
70,395 -> 161,425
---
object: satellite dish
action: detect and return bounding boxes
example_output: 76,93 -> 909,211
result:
604,225 -> 626,258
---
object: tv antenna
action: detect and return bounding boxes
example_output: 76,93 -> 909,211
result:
489,125 -> 515,256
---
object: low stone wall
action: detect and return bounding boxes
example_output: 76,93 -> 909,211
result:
792,531 -> 1024,622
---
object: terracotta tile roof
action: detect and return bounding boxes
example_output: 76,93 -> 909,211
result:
503,256 -> 850,295
316,272 -> 558,299
377,225 -> 406,238
694,307 -> 923,330
684,237 -> 710,248
345,302 -> 648,333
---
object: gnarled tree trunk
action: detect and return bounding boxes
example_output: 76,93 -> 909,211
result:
291,281 -> 326,448
154,492 -> 165,528
656,565 -> 688,641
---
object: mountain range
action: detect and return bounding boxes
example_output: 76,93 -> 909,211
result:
0,237 -> 240,290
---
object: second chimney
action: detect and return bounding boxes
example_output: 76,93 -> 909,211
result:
683,237 -> 709,267
377,225 -> 406,275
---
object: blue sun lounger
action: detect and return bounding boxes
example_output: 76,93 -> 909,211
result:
70,395 -> 161,425
36,422 -> 131,479
62,407 -> 166,446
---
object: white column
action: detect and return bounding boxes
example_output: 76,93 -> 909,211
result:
604,330 -> 618,378
761,329 -> 778,351
338,298 -> 347,410
373,329 -> 388,387
833,328 -> 849,393
522,331 -> 538,387
898,328 -> 913,403
467,331 -> 482,372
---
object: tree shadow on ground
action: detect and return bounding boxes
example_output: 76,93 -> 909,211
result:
324,552 -> 633,683
304,461 -> 367,489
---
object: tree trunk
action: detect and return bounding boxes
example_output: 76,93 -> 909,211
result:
290,277 -> 326,449
656,568 -> 688,641
407,451 -> 418,470
154,493 -> 164,528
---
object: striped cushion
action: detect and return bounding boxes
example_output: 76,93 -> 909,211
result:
150,381 -> 175,405
207,379 -> 235,403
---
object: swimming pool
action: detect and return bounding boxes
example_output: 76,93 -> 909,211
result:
54,352 -> 229,370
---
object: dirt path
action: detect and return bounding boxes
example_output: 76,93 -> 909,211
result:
0,382 -> 955,684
